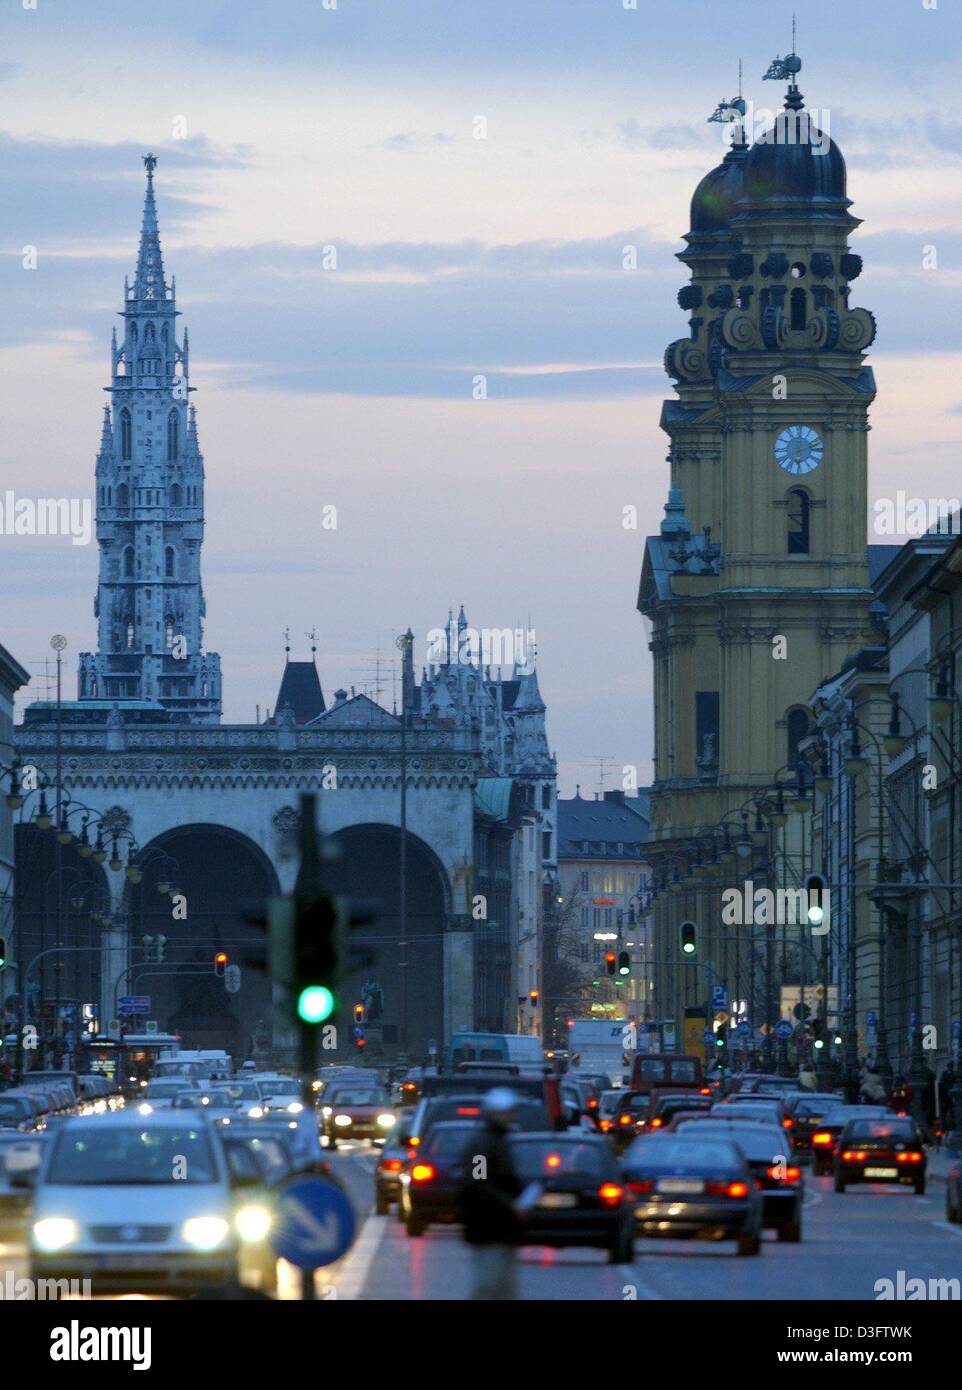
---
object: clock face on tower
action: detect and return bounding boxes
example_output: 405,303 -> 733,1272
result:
775,425 -> 823,475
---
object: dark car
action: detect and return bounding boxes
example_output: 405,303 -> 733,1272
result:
409,1094 -> 550,1151
622,1133 -> 763,1255
833,1117 -> 927,1194
375,1115 -> 414,1215
509,1133 -> 634,1263
0,1095 -> 39,1132
611,1092 -> 653,1153
810,1105 -> 890,1175
679,1120 -> 803,1240
786,1093 -> 846,1154
648,1091 -> 714,1132
399,1121 -> 482,1236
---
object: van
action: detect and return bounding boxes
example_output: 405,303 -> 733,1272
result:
629,1053 -> 705,1096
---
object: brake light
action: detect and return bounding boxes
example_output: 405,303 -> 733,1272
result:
411,1163 -> 435,1182
455,1106 -> 480,1116
627,1179 -> 653,1195
699,1087 -> 712,1096
812,1131 -> 832,1145
897,1152 -> 924,1164
705,1180 -> 749,1198
782,1117 -> 794,1128
409,1136 -> 420,1147
545,1154 -> 562,1169
618,1114 -> 633,1125
600,1119 -> 612,1132
598,1183 -> 624,1207
588,1098 -> 598,1109
766,1165 -> 801,1181
650,1117 -> 663,1129
381,1158 -> 403,1172
841,1150 -> 867,1161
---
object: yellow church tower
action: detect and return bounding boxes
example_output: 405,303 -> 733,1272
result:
639,51 -> 878,1043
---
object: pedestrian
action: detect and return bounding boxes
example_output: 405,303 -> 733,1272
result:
939,1062 -> 956,1135
859,1060 -> 886,1105
797,1062 -> 817,1091
889,1074 -> 912,1115
459,1087 -> 526,1300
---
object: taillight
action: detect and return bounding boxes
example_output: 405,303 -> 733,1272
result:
766,1165 -> 801,1181
600,1119 -> 612,1132
411,1163 -> 435,1182
841,1150 -> 867,1161
782,1117 -> 794,1128
382,1158 -> 403,1172
626,1179 -> 653,1195
618,1114 -> 633,1126
409,1136 -> 420,1147
588,1098 -> 598,1109
599,1183 -> 624,1206
545,1154 -> 562,1170
897,1152 -> 924,1164
699,1087 -> 712,1096
650,1117 -> 663,1128
455,1107 -> 480,1116
705,1180 -> 749,1198
812,1131 -> 832,1145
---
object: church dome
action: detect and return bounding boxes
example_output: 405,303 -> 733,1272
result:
689,139 -> 748,234
740,93 -> 847,210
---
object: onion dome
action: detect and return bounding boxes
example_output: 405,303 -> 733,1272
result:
740,85 -> 847,212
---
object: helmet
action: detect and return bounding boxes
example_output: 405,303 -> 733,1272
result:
482,1087 -> 518,1123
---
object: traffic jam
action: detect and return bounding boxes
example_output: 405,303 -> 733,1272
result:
1,1026 -> 950,1303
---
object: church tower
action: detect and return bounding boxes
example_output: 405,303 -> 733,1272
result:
78,155 -> 222,722
639,52 -> 878,1030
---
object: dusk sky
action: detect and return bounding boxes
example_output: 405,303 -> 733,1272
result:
2,0 -> 960,793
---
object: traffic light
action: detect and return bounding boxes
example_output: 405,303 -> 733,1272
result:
617,951 -> 630,977
605,951 -> 617,977
679,920 -> 697,956
214,951 -> 228,978
143,935 -> 168,964
353,1003 -> 365,1024
0,937 -> 5,971
355,1035 -> 367,1051
804,874 -> 828,933
528,989 -> 540,1006
293,892 -> 339,1025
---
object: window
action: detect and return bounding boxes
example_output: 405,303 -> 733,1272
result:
167,410 -> 179,460
790,287 -> 806,330
165,546 -> 175,578
165,617 -> 175,649
592,941 -> 601,963
120,409 -> 132,460
580,907 -> 588,929
580,870 -> 589,892
787,488 -> 810,554
126,622 -> 134,649
592,909 -> 600,932
116,482 -> 128,508
541,830 -> 552,859
541,785 -> 551,810
787,708 -> 810,769
122,545 -> 134,578
604,908 -> 613,930
696,690 -> 720,764
170,483 -> 182,506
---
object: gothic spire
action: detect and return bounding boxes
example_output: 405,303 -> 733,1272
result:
186,404 -> 200,454
133,153 -> 168,307
98,405 -> 112,457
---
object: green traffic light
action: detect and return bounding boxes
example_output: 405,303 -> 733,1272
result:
682,942 -> 696,955
813,1038 -> 824,1049
297,985 -> 335,1024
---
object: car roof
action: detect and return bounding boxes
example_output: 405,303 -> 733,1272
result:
57,1110 -> 209,1129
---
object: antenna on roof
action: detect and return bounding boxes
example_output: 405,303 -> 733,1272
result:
306,625 -> 318,659
283,626 -> 291,662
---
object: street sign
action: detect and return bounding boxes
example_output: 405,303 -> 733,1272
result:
866,1010 -> 877,1027
118,996 -> 150,1015
145,1020 -> 158,1034
427,1039 -> 438,1057
775,1019 -> 793,1040
224,964 -> 241,994
737,1021 -> 751,1040
271,1176 -> 356,1271
108,1019 -> 120,1035
711,985 -> 728,1010
702,1028 -> 714,1045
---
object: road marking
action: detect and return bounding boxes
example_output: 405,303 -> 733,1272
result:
931,1221 -> 962,1239
621,1262 -> 665,1299
331,1212 -> 388,1299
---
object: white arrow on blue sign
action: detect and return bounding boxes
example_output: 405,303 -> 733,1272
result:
775,1019 -> 793,1040
702,1029 -> 714,1045
271,1177 -> 356,1271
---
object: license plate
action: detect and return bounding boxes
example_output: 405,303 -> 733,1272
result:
537,1193 -> 577,1209
864,1166 -> 898,1179
656,1178 -> 704,1195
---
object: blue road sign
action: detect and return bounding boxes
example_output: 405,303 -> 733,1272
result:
271,1176 -> 356,1271
702,1029 -> 714,1045
953,1020 -> 961,1041
775,1019 -> 793,1040
866,1010 -> 877,1027
737,1021 -> 751,1040
711,985 -> 728,1010
118,995 -> 150,1015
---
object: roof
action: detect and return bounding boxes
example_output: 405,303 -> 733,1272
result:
309,692 -> 398,729
474,777 -> 519,824
272,660 -> 325,724
557,793 -> 649,859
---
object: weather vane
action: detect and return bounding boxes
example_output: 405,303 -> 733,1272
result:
143,152 -> 157,175
763,15 -> 802,82
707,60 -> 747,125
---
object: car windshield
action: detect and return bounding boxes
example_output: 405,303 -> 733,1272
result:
224,1083 -> 260,1102
331,1090 -> 385,1106
423,1125 -> 482,1154
0,1099 -> 27,1118
688,1124 -> 788,1161
845,1120 -> 917,1141
259,1078 -> 299,1096
822,1108 -> 874,1126
48,1125 -> 218,1185
144,1081 -> 191,1097
173,1091 -> 232,1108
511,1140 -> 608,1178
627,1138 -> 740,1168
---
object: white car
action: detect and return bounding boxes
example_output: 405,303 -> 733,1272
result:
28,1112 -> 243,1295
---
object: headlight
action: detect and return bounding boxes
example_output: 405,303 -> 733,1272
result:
334,1114 -> 352,1127
311,1080 -> 321,1092
181,1216 -> 231,1250
377,1113 -> 396,1128
287,1101 -> 304,1114
235,1204 -> 272,1243
33,1217 -> 79,1252
248,1106 -> 264,1118
138,1103 -> 153,1116
321,1107 -> 332,1118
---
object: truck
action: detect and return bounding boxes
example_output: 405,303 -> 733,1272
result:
444,1032 -> 544,1073
567,1020 -> 628,1086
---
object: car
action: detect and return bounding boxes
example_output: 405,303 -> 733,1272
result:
375,1115 -> 414,1215
664,1109 -> 724,1133
250,1074 -> 302,1104
712,1101 -> 789,1132
170,1089 -> 239,1127
731,1073 -> 801,1098
833,1117 -> 927,1194
27,1111 -> 244,1295
220,1080 -> 264,1113
0,1094 -> 40,1132
597,1089 -> 624,1134
787,1093 -> 847,1154
622,1133 -> 763,1255
0,1133 -> 48,1240
251,1111 -> 326,1172
398,1120 -> 482,1235
647,1091 -> 715,1132
509,1133 -> 634,1263
629,1053 -> 707,1097
407,1093 -> 550,1152
139,1078 -> 199,1111
810,1106 -> 890,1175
218,1125 -> 300,1185
610,1092 -> 652,1153
320,1087 -> 396,1146
220,1136 -> 283,1294
677,1120 -> 804,1240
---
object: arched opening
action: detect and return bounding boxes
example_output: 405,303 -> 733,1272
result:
164,546 -> 175,579
116,482 -> 129,509
167,410 -> 179,461
790,287 -> 807,330
325,824 -> 449,1058
122,544 -> 134,578
170,482 -> 182,507
786,707 -> 811,769
120,409 -> 132,460
127,825 -> 281,1056
787,487 -> 811,554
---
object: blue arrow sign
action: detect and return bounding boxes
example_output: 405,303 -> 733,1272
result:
775,1019 -> 793,1040
271,1176 -> 356,1271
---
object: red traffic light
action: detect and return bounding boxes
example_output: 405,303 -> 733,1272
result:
214,952 -> 228,978
605,951 -> 617,977
355,1037 -> 367,1050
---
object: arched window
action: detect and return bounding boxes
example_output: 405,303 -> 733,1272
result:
116,482 -> 129,509
790,287 -> 807,330
122,544 -> 134,578
126,621 -> 135,649
787,488 -> 811,554
120,409 -> 132,460
165,546 -> 175,578
165,616 -> 175,649
170,482 -> 182,506
167,410 -> 179,461
144,322 -> 155,344
787,708 -> 810,769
